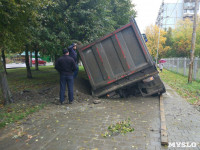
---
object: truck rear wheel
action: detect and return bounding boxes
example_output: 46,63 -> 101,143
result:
118,89 -> 128,98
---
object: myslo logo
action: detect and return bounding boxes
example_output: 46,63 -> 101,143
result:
169,142 -> 197,148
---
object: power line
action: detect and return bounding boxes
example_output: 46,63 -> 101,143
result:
168,0 -> 180,18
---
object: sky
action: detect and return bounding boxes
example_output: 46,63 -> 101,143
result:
132,0 -> 178,33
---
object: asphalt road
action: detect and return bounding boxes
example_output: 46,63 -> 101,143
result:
6,63 -> 53,69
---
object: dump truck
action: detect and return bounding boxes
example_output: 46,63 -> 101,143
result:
79,18 -> 166,98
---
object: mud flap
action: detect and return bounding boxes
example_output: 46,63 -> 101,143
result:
138,74 -> 166,97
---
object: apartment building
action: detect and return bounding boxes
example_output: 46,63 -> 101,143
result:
156,0 -> 200,29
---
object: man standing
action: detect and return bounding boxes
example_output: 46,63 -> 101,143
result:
68,43 -> 79,78
55,49 -> 76,104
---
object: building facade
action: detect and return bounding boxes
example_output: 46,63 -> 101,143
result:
183,0 -> 200,20
156,0 -> 200,30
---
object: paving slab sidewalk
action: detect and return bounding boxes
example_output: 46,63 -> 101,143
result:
163,84 -> 200,150
0,96 -> 161,150
0,83 -> 200,150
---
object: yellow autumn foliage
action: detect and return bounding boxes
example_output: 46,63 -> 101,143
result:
173,18 -> 193,57
144,25 -> 170,59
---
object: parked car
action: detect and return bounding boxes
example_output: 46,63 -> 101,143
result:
32,58 -> 46,66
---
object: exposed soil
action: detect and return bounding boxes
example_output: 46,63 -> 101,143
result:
12,76 -> 94,105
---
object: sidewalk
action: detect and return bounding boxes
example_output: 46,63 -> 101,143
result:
0,83 -> 199,150
163,84 -> 200,149
0,97 -> 161,150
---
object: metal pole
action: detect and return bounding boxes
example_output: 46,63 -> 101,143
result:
156,27 -> 161,65
156,0 -> 164,65
188,0 -> 198,83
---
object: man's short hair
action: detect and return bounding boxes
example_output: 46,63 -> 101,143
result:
63,48 -> 69,54
73,43 -> 77,47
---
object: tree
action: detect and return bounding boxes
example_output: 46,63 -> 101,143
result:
39,0 -> 136,59
0,0 -> 136,104
162,17 -> 200,58
145,25 -> 170,60
172,19 -> 193,57
163,27 -> 175,57
0,59 -> 13,105
109,0 -> 136,29
0,0 -> 25,104
0,0 -> 44,103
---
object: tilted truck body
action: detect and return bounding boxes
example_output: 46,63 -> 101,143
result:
79,18 -> 165,97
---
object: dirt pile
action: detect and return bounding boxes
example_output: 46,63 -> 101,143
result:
13,76 -> 94,105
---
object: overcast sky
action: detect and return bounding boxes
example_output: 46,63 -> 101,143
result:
132,0 -> 178,33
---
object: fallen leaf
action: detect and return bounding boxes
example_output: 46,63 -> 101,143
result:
12,135 -> 18,139
27,135 -> 33,139
141,121 -> 147,123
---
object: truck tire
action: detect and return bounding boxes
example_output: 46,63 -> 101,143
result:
118,89 -> 128,98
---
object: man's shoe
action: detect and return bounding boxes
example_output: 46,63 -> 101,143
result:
69,101 -> 74,104
61,101 -> 69,105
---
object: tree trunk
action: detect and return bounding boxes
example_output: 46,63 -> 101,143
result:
0,55 -> 13,105
35,49 -> 39,71
54,54 -> 59,66
30,51 -> 32,67
25,47 -> 32,78
1,49 -> 7,74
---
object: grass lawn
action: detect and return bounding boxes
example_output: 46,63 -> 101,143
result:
160,69 -> 200,105
0,103 -> 45,128
6,66 -> 59,92
0,66 -> 59,128
0,65 -> 87,129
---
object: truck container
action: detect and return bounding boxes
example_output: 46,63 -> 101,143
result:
79,18 -> 165,97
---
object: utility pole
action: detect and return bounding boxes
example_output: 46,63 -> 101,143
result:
156,25 -> 161,65
156,0 -> 164,65
188,0 -> 199,83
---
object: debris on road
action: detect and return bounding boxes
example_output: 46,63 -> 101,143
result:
93,100 -> 101,104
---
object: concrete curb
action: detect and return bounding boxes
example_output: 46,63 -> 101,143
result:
160,94 -> 168,146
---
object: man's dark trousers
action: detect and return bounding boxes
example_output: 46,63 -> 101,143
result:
60,74 -> 74,104
73,64 -> 79,78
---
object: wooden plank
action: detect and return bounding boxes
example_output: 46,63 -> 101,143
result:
160,94 -> 169,146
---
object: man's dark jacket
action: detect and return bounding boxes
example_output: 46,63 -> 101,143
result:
68,44 -> 77,63
55,55 -> 76,76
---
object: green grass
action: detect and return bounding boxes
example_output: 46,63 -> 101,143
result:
160,69 -> 200,104
0,65 -> 87,129
0,103 -> 45,128
167,67 -> 200,81
0,66 -> 59,128
7,66 -> 59,92
78,66 -> 88,80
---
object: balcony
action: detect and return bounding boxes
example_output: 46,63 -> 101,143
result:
184,5 -> 195,10
183,16 -> 194,21
183,13 -> 194,17
184,0 -> 195,3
